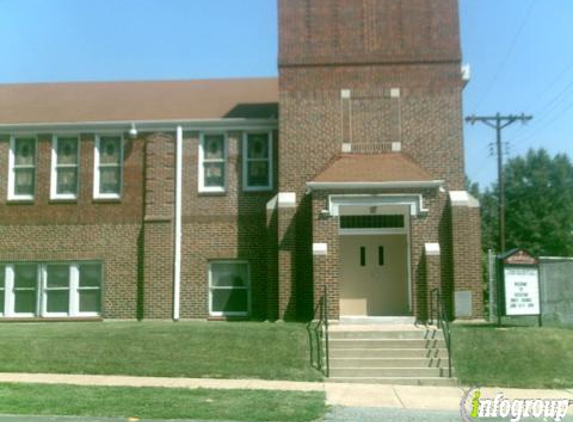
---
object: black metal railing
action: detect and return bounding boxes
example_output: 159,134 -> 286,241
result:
307,285 -> 330,377
429,288 -> 452,378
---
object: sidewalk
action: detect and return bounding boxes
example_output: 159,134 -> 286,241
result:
0,372 -> 572,411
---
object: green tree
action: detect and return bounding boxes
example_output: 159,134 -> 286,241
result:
478,148 -> 573,256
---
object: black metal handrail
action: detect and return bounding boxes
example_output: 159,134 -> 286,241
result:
307,285 -> 330,377
430,288 -> 452,378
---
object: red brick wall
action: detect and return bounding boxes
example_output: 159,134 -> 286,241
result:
279,0 -> 461,66
451,204 -> 484,318
177,131 -> 279,319
278,0 -> 480,320
0,133 -> 144,319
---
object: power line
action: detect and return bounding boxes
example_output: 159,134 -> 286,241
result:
471,0 -> 536,111
511,97 -> 573,154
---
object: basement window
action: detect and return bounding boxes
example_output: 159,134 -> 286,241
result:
340,215 -> 405,230
51,136 -> 80,200
243,132 -> 273,191
0,262 -> 102,318
8,136 -> 36,201
209,261 -> 250,317
199,134 -> 227,193
94,135 -> 123,199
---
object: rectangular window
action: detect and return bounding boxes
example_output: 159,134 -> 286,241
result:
8,136 -> 36,201
243,132 -> 272,191
78,263 -> 102,314
13,264 -> 38,315
199,134 -> 226,193
44,264 -> 71,315
0,262 -> 102,318
360,247 -> 366,267
209,261 -> 250,316
51,136 -> 80,200
94,135 -> 123,199
340,215 -> 405,230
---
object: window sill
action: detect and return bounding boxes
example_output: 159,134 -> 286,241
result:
6,198 -> 35,205
49,198 -> 78,205
0,316 -> 103,323
198,191 -> 227,197
92,198 -> 122,204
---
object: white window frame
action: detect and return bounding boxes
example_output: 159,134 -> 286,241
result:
198,133 -> 227,194
42,263 -> 72,317
7,263 -> 39,318
51,135 -> 80,200
0,262 -> 102,318
0,264 -> 5,317
208,260 -> 251,317
75,262 -> 103,317
242,131 -> 273,192
94,135 -> 123,200
7,136 -> 37,201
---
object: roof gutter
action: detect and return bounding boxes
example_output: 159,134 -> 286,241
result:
0,118 -> 278,134
306,180 -> 445,191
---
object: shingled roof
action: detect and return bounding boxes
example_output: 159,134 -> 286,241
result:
0,78 -> 278,125
308,153 -> 442,189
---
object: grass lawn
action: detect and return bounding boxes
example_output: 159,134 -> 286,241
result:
0,383 -> 326,422
0,322 -> 321,382
451,325 -> 573,388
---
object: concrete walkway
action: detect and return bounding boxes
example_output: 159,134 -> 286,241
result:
0,373 -> 572,411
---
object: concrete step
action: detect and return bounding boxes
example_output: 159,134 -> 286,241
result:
329,338 -> 446,349
329,347 -> 448,359
329,367 -> 454,378
328,376 -> 458,387
330,357 -> 447,368
328,330 -> 443,340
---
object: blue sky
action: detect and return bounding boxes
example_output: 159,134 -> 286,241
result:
1,0 -> 572,190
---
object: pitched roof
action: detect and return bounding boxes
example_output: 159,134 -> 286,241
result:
0,78 -> 278,125
309,153 -> 440,188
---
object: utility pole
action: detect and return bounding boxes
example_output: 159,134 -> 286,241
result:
466,113 -> 532,327
465,113 -> 533,254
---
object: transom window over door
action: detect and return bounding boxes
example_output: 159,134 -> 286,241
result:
243,132 -> 272,191
51,136 -> 79,200
94,135 -> 123,199
209,261 -> 250,316
199,134 -> 226,193
8,136 -> 36,201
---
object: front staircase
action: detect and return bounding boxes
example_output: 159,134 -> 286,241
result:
327,324 -> 457,386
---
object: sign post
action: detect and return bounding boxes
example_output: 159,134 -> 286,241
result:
499,249 -> 542,327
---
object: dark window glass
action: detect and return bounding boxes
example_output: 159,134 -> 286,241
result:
340,215 -> 405,229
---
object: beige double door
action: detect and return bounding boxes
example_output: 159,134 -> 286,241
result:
340,234 -> 409,316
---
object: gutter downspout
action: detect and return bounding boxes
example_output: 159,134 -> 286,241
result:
173,126 -> 183,321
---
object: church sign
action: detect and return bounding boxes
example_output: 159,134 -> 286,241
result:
500,249 -> 541,317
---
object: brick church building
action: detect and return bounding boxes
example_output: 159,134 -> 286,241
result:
0,0 -> 482,322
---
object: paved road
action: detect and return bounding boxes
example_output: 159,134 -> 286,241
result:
326,406 -> 573,421
2,408 -> 573,422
